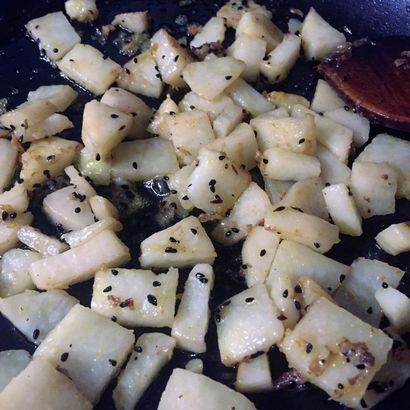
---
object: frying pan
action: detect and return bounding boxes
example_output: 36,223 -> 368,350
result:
0,1 -> 409,409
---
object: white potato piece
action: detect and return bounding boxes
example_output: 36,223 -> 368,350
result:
82,100 -> 132,158
26,11 -> 80,61
267,91 -> 309,113
185,358 -> 203,374
27,84 -> 78,112
334,258 -> 405,327
65,0 -> 98,22
0,358 -> 92,410
375,286 -> 410,334
295,276 -> 334,314
212,100 -> 243,139
77,147 -> 112,186
375,222 -> 410,256
148,94 -> 179,138
139,216 -> 216,269
0,212 -> 33,256
151,29 -> 193,88
113,333 -> 175,410
301,7 -> 346,60
251,115 -> 316,154
316,144 -> 351,184
20,136 -> 81,190
236,11 -> 283,52
263,178 -> 293,205
42,113 -> 74,136
43,185 -> 95,231
212,182 -> 271,245
17,225 -> 68,255
216,284 -> 284,366
356,133 -> 410,199
58,44 -> 121,95
266,240 -> 349,295
281,297 -> 392,409
311,79 -> 344,113
158,368 -> 257,410
30,229 -> 130,289
0,289 -> 78,344
117,51 -> 163,98
0,140 -> 17,193
0,350 -> 31,392
191,16 -> 226,48
89,195 -> 119,220
260,34 -> 301,83
34,304 -> 135,404
111,137 -> 179,181
65,165 -> 96,199
166,109 -> 215,165
172,264 -> 214,353
258,148 -> 321,181
227,34 -> 266,82
350,161 -> 397,218
242,226 -> 280,287
112,11 -> 150,33
178,92 -> 231,121
165,163 -> 196,212
101,87 -> 152,139
322,184 -> 363,236
226,78 -> 274,117
91,268 -> 178,328
186,147 -> 251,216
235,353 -> 273,393
278,177 -> 328,220
0,184 -> 29,214
183,57 -> 245,100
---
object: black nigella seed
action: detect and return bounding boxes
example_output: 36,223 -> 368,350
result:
277,314 -> 287,321
356,364 -> 366,370
225,75 -> 232,80
366,307 -> 373,314
225,231 -> 232,237
33,329 -> 40,340
1,211 -> 8,220
60,352 -> 69,362
190,105 -> 195,110
111,316 -> 117,322
314,242 -> 320,249
218,155 -> 225,160
182,195 -> 189,200
111,114 -> 119,119
245,297 -> 254,303
210,194 -> 223,204
190,228 -> 197,235
298,138 -> 305,144
263,158 -> 269,164
306,342 -> 313,354
260,249 -> 266,257
109,359 -> 117,366
282,289 -> 288,298
231,228 -> 239,233
169,236 -> 178,243
294,285 -> 302,294
132,162 -> 138,169
153,281 -> 161,287
96,153 -> 101,161
134,345 -> 143,353
382,282 -> 389,289
294,300 -> 301,310
338,383 -> 344,390
119,125 -> 126,131
111,269 -> 119,276
274,206 -> 285,212
174,55 -> 180,62
360,399 -> 368,408
164,247 -> 177,253
103,286 -> 112,293
43,169 -> 50,178
53,48 -> 59,53
74,207 -> 81,213
339,274 -> 346,283
9,212 -> 17,220
147,294 -> 157,306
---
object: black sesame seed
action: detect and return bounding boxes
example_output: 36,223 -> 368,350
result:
60,352 -> 69,362
190,228 -> 198,235
218,155 -> 225,160
109,359 -> 117,366
33,329 -> 40,340
314,242 -> 320,249
96,153 -> 101,161
273,206 -> 285,212
119,125 -> 126,131
169,236 -> 178,243
338,383 -> 344,390
263,158 -> 269,164
210,195 -> 223,204
111,269 -> 119,276
164,247 -> 177,253
153,281 -> 161,287
277,314 -> 287,321
134,345 -> 143,353
111,316 -> 117,322
282,289 -> 289,298
245,297 -> 254,303
306,342 -> 313,354
1,211 -> 8,221
147,294 -> 157,306
189,105 -> 195,110
225,75 -> 233,80
103,286 -> 112,293
298,138 -> 305,144
339,274 -> 346,283
125,68 -> 131,75
174,55 -> 180,62
382,282 -> 389,289
366,307 -> 373,314
294,300 -> 301,310
74,207 -> 81,213
53,48 -> 59,53
294,285 -> 302,294
132,162 -> 138,169
260,249 -> 266,257
356,364 -> 366,370
182,195 -> 189,200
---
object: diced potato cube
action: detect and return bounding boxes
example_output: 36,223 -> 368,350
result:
111,137 -> 179,181
26,11 -> 80,61
148,94 -> 179,138
65,165 -> 96,199
112,11 -> 150,33
251,115 -> 316,154
65,0 -> 98,23
0,249 -> 41,297
260,34 -> 301,83
212,100 -> 243,138
207,122 -> 258,171
20,136 -> 81,190
278,177 -> 328,220
178,92 -> 231,121
191,17 -> 226,48
263,178 -> 293,205
41,113 -> 74,136
186,148 -> 251,216
30,229 -> 130,289
311,79 -> 344,113
227,34 -> 266,82
0,350 -> 31,391
0,358 -> 92,410
375,222 -> 410,256
117,51 -> 163,98
0,289 -> 78,344
89,195 -> 119,220
166,110 -> 215,165
241,226 -> 280,287
92,267 -> 178,328
139,216 -> 216,269
57,44 -> 121,95
0,184 -> 29,214
101,87 -> 152,139
183,57 -> 245,100
316,144 -> 351,185
334,258 -> 404,327
322,183 -> 362,236
356,133 -> 410,199
172,264 -> 214,353
212,182 -> 271,245
236,11 -> 283,52
77,147 -> 111,186
301,7 -> 346,60
226,78 -> 274,117
34,304 -> 135,403
17,225 -> 68,255
258,147 -> 321,181
295,276 -> 334,314
350,161 -> 397,218
113,333 -> 175,410
185,358 -> 203,374
0,212 -> 33,256
281,297 -> 392,408
158,368 -> 257,410
27,84 -> 78,112
151,29 -> 193,88
216,284 -> 284,366
0,140 -> 17,193
235,353 -> 273,393
267,91 -> 309,113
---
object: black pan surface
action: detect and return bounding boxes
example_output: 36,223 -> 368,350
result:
0,1 -> 409,409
